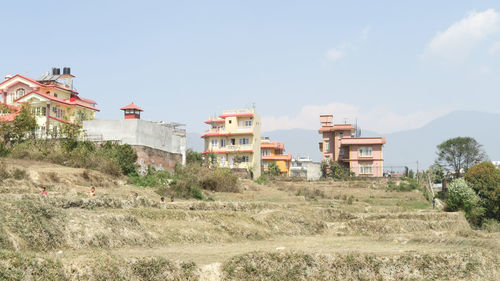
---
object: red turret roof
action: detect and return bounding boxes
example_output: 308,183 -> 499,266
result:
120,102 -> 143,111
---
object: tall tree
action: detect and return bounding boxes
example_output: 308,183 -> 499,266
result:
435,137 -> 487,178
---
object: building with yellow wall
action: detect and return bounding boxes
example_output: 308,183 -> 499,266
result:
202,108 -> 261,179
0,68 -> 98,135
261,137 -> 292,176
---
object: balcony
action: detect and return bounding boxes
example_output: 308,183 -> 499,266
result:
225,144 -> 252,151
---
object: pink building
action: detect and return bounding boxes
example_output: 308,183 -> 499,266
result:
318,114 -> 386,177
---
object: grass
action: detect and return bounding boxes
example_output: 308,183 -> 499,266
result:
222,250 -> 499,281
0,159 -> 498,280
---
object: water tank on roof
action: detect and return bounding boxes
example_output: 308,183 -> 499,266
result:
52,68 -> 61,75
63,67 -> 71,75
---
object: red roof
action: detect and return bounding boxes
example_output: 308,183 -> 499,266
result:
319,124 -> 355,133
0,104 -> 21,122
204,119 -> 225,124
262,154 -> 292,161
15,91 -> 100,111
0,74 -> 80,95
120,102 -> 143,111
201,132 -> 253,138
261,141 -> 285,150
218,113 -> 254,118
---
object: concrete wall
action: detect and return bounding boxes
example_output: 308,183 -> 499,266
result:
83,119 -> 186,170
134,145 -> 182,173
306,162 -> 322,181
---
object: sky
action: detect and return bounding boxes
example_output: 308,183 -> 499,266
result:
1,0 -> 499,134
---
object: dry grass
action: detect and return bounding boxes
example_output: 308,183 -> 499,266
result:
0,159 -> 498,280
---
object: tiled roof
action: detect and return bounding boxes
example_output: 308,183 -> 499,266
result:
120,102 -> 143,111
15,91 -> 99,111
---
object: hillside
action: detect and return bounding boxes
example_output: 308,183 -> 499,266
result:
186,111 -> 500,169
0,158 -> 499,280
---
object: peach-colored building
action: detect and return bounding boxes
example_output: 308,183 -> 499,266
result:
261,137 -> 292,176
318,114 -> 386,177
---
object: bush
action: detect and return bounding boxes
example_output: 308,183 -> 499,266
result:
386,178 -> 420,192
6,140 -> 137,177
266,162 -> 281,176
321,161 -> 352,180
12,168 -> 27,180
464,162 -> 500,221
446,178 -> 485,226
154,164 -> 240,200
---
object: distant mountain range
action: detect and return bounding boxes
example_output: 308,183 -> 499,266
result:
187,111 -> 500,170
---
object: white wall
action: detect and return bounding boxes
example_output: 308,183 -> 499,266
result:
83,119 -> 186,164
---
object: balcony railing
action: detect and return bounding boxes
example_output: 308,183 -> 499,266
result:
225,144 -> 252,151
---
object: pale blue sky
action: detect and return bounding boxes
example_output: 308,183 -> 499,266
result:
1,1 -> 499,134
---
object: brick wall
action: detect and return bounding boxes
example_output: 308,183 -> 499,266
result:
134,145 -> 182,174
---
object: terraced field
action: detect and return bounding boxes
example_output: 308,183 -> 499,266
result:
0,159 -> 498,280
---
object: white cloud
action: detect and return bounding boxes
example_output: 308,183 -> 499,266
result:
261,103 -> 455,134
326,48 -> 345,61
488,41 -> 500,54
422,9 -> 500,62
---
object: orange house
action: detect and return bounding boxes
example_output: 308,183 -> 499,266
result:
261,137 -> 292,176
318,114 -> 386,177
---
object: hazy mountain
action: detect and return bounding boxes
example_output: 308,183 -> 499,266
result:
187,132 -> 204,152
187,111 -> 500,170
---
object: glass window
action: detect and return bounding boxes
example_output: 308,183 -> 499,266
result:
220,139 -> 226,147
211,139 -> 218,148
262,150 -> 270,156
359,146 -> 372,157
239,138 -> 250,145
360,163 -> 373,174
324,141 -> 330,152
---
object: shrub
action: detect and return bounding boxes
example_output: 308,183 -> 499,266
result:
6,140 -> 137,176
386,178 -> 420,192
186,149 -> 202,165
266,162 -> 281,176
321,160 -> 352,180
446,178 -> 485,226
255,175 -> 270,185
464,162 -> 500,221
12,168 -> 27,180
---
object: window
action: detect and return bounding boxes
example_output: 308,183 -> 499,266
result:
211,139 -> 218,148
219,156 -> 226,165
238,120 -> 252,127
360,163 -> 373,174
242,156 -> 249,162
220,139 -> 226,147
239,138 -> 250,145
324,141 -> 330,152
262,150 -> 270,156
339,132 -> 344,138
228,120 -> 232,124
230,138 -> 236,145
263,162 -> 269,168
15,88 -> 25,100
339,148 -> 344,156
358,146 -> 372,157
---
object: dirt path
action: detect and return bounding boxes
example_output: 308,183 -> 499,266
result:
111,234 -> 464,265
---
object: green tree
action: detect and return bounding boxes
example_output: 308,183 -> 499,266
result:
465,162 -> 500,221
11,104 -> 37,142
446,178 -> 485,226
435,137 -> 487,178
266,162 -> 281,176
186,149 -> 203,165
428,164 -> 445,184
